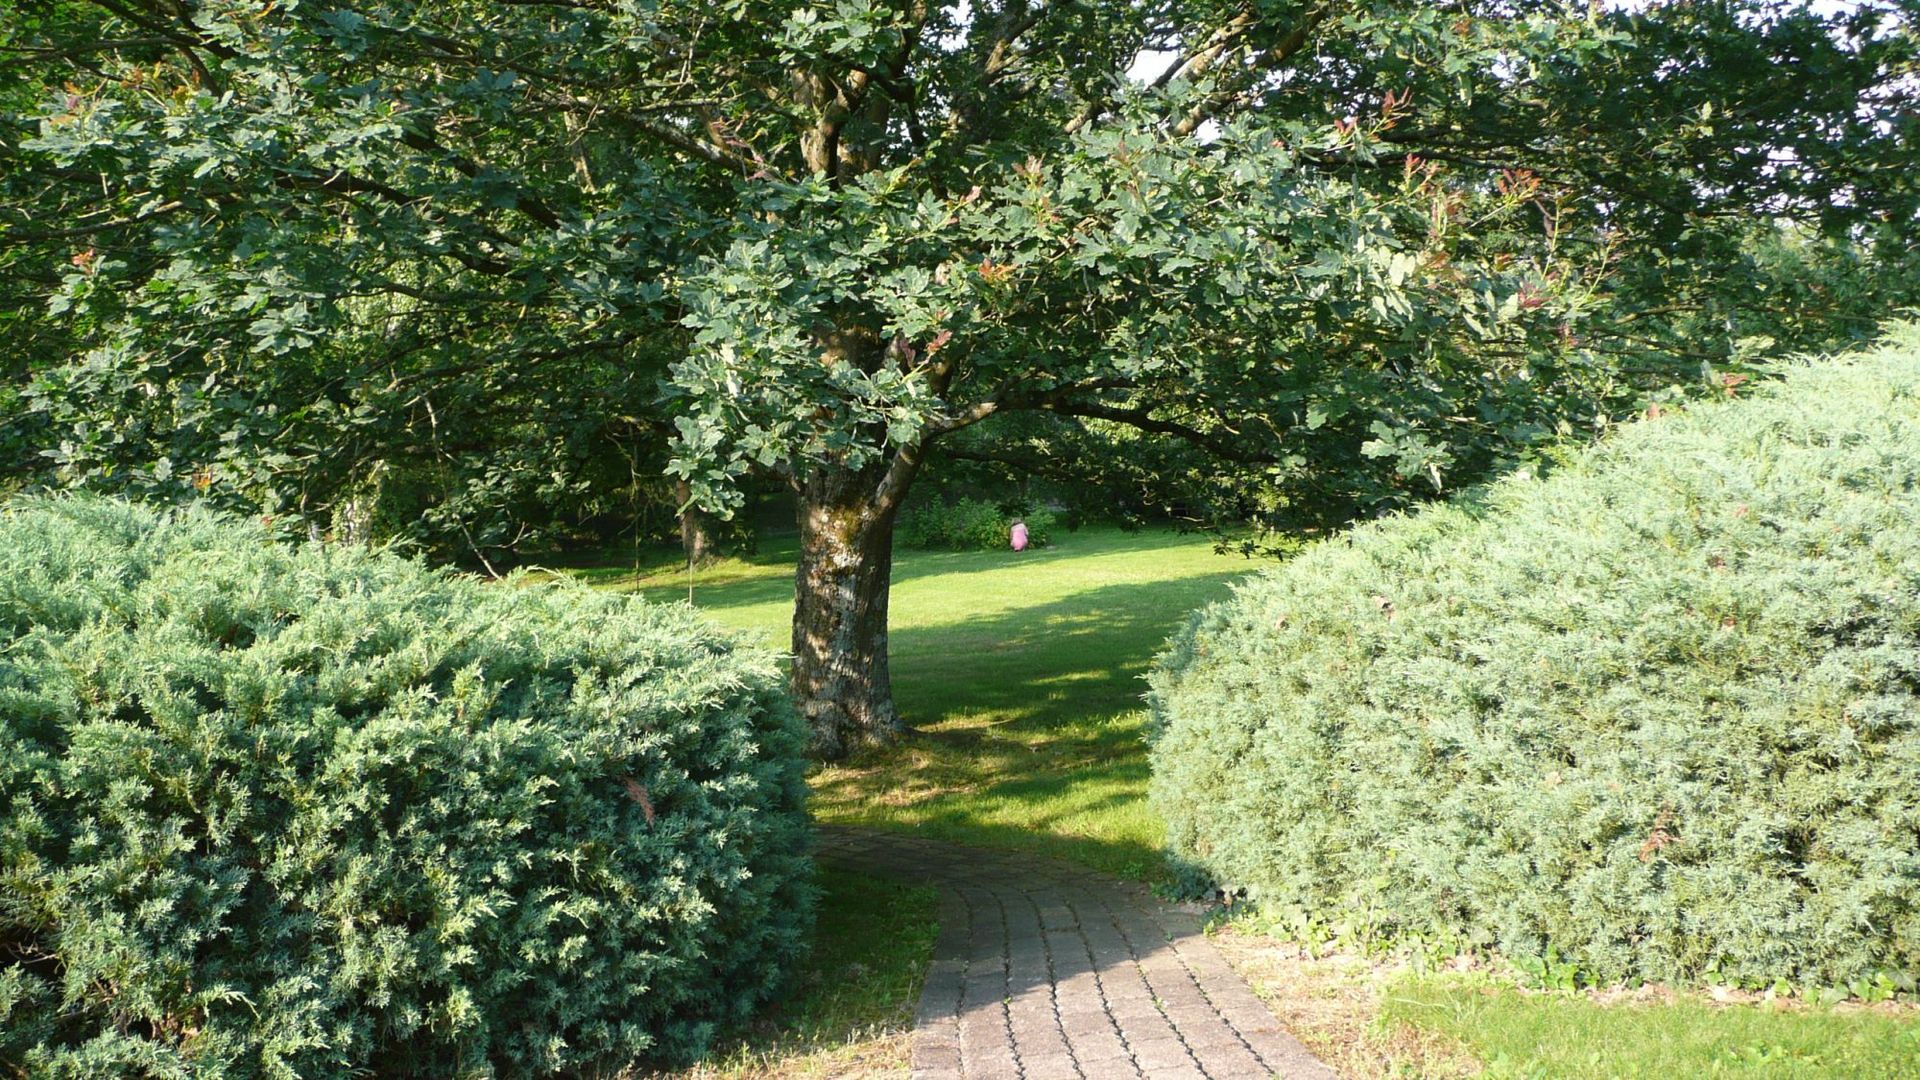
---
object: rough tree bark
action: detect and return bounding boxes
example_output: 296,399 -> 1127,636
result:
790,445 -> 922,758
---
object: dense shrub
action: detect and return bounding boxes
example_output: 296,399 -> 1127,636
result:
0,496 -> 812,1076
1149,327 -> 1920,991
896,497 -> 1055,550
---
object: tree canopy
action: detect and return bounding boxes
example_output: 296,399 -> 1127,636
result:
3,0 -> 1915,750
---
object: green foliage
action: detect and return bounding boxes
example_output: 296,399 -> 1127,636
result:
6,1 -> 1912,540
1149,326 -> 1920,990
896,498 -> 1054,550
6,1 -> 1914,743
670,101 -> 1603,518
1,0 -> 690,560
0,496 -> 812,1076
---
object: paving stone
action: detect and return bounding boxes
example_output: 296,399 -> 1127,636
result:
1126,1036 -> 1198,1073
815,825 -> 1334,1080
1038,904 -> 1078,930
1015,1051 -> 1077,1079
1188,1042 -> 1269,1079
958,1011 -> 1010,1042
1056,1000 -> 1112,1029
1136,1067 -> 1208,1080
1177,1016 -> 1252,1052
912,1041 -> 963,1075
955,1058 -> 1022,1080
1062,1027 -> 1133,1068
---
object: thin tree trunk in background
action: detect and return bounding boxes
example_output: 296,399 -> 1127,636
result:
675,479 -> 714,564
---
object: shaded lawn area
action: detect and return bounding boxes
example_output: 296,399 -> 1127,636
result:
569,525 -> 1254,881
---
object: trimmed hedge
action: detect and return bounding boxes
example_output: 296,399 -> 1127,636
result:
0,496 -> 812,1076
1149,327 -> 1920,990
897,498 -> 1055,551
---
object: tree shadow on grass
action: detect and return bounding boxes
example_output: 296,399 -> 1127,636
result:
558,527 -> 1260,880
889,568 -> 1245,729
813,567 -> 1251,881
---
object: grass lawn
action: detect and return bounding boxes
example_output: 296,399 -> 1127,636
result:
1214,929 -> 1920,1080
567,524 -> 1253,881
1380,975 -> 1920,1079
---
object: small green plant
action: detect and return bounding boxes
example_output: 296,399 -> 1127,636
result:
1513,947 -> 1591,992
0,496 -> 812,1076
1151,325 -> 1920,992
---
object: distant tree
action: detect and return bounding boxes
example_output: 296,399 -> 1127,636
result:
4,0 -> 1913,754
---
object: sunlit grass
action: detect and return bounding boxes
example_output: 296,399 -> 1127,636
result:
1380,974 -> 1920,1079
567,525 -> 1255,880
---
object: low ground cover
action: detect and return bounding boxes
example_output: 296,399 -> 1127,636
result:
659,868 -> 937,1080
1383,974 -> 1920,1079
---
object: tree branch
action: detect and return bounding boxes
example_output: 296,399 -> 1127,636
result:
397,130 -> 564,230
926,376 -> 1138,435
1169,3 -> 1332,138
981,2 -> 1053,81
1037,400 -> 1281,464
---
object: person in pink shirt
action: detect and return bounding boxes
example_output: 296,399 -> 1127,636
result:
1010,520 -> 1030,552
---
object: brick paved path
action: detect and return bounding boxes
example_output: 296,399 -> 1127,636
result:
816,827 -> 1336,1080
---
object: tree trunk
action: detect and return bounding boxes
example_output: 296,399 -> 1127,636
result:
790,460 -> 915,758
675,480 -> 714,565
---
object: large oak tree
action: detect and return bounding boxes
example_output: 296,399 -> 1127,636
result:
5,0 -> 1914,754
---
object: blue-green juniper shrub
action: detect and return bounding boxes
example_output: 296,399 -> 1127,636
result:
1150,326 -> 1920,991
0,496 -> 812,1076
